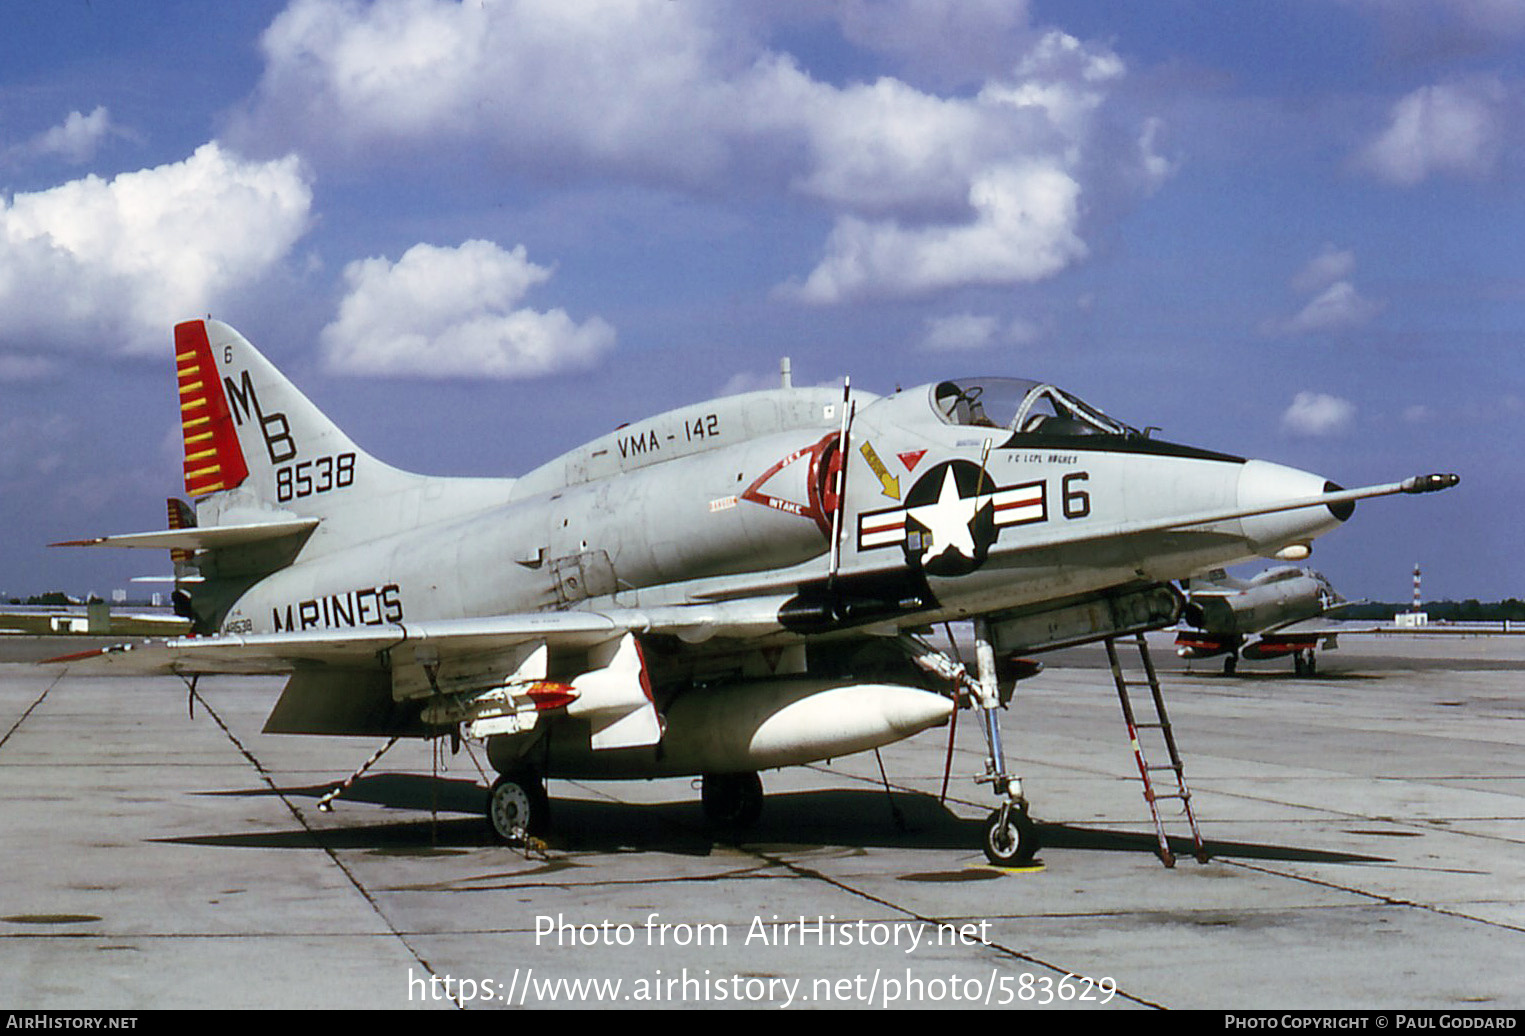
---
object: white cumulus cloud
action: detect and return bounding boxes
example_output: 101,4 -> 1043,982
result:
17,107 -> 118,164
781,30 -> 1119,303
1282,281 -> 1384,335
237,1 -> 1159,304
1282,392 -> 1356,436
1265,246 -> 1382,336
1357,79 -> 1509,185
786,163 -> 1087,303
0,142 -> 312,354
244,0 -> 740,181
775,65 -> 1005,213
321,240 -> 616,379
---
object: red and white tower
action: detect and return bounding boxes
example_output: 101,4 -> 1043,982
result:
1397,562 -> 1429,627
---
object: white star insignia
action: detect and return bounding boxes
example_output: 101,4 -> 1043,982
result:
908,467 -> 980,561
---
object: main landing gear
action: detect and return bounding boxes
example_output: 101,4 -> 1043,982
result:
484,768 -> 770,843
700,772 -> 764,829
486,770 -> 549,844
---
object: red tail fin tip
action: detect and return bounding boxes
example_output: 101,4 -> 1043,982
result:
175,320 -> 249,497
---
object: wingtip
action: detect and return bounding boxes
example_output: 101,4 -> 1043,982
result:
41,640 -> 151,666
41,646 -> 111,665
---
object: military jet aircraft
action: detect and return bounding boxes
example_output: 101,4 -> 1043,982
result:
1175,566 -> 1349,675
52,320 -> 1458,864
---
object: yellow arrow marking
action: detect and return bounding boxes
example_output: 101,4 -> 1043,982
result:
859,442 -> 901,500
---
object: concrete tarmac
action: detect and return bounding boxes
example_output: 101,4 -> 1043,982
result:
1,632 -> 1520,1010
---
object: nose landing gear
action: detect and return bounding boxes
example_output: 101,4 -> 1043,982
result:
982,803 -> 1039,866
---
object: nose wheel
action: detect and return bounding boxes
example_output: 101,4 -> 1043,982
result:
982,804 -> 1039,866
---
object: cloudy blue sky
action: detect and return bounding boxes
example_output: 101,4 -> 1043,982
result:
1,0 -> 1520,604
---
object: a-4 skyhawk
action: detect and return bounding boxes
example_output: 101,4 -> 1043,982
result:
1176,566 -> 1352,675
53,320 -> 1458,863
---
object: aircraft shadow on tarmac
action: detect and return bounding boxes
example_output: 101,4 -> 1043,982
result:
160,773 -> 1389,866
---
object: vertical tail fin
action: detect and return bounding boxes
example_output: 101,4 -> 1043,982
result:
175,319 -> 412,522
172,319 -> 513,558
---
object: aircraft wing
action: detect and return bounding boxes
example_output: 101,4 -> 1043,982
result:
45,598 -> 791,676
1254,617 -> 1387,638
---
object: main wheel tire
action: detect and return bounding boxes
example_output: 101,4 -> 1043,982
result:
487,771 -> 549,844
700,772 -> 764,829
982,806 -> 1039,866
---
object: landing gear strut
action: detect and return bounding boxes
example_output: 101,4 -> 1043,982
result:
971,620 -> 1039,865
908,622 -> 1040,865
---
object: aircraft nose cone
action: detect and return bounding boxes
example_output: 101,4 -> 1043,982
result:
1236,460 -> 1348,556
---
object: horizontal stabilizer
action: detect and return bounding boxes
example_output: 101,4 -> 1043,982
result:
52,517 -> 319,551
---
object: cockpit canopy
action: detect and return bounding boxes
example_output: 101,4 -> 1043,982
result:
930,378 -> 1140,439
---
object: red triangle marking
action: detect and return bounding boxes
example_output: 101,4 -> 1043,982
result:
897,449 -> 927,472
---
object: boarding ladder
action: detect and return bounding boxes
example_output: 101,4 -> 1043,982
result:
1104,633 -> 1208,867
